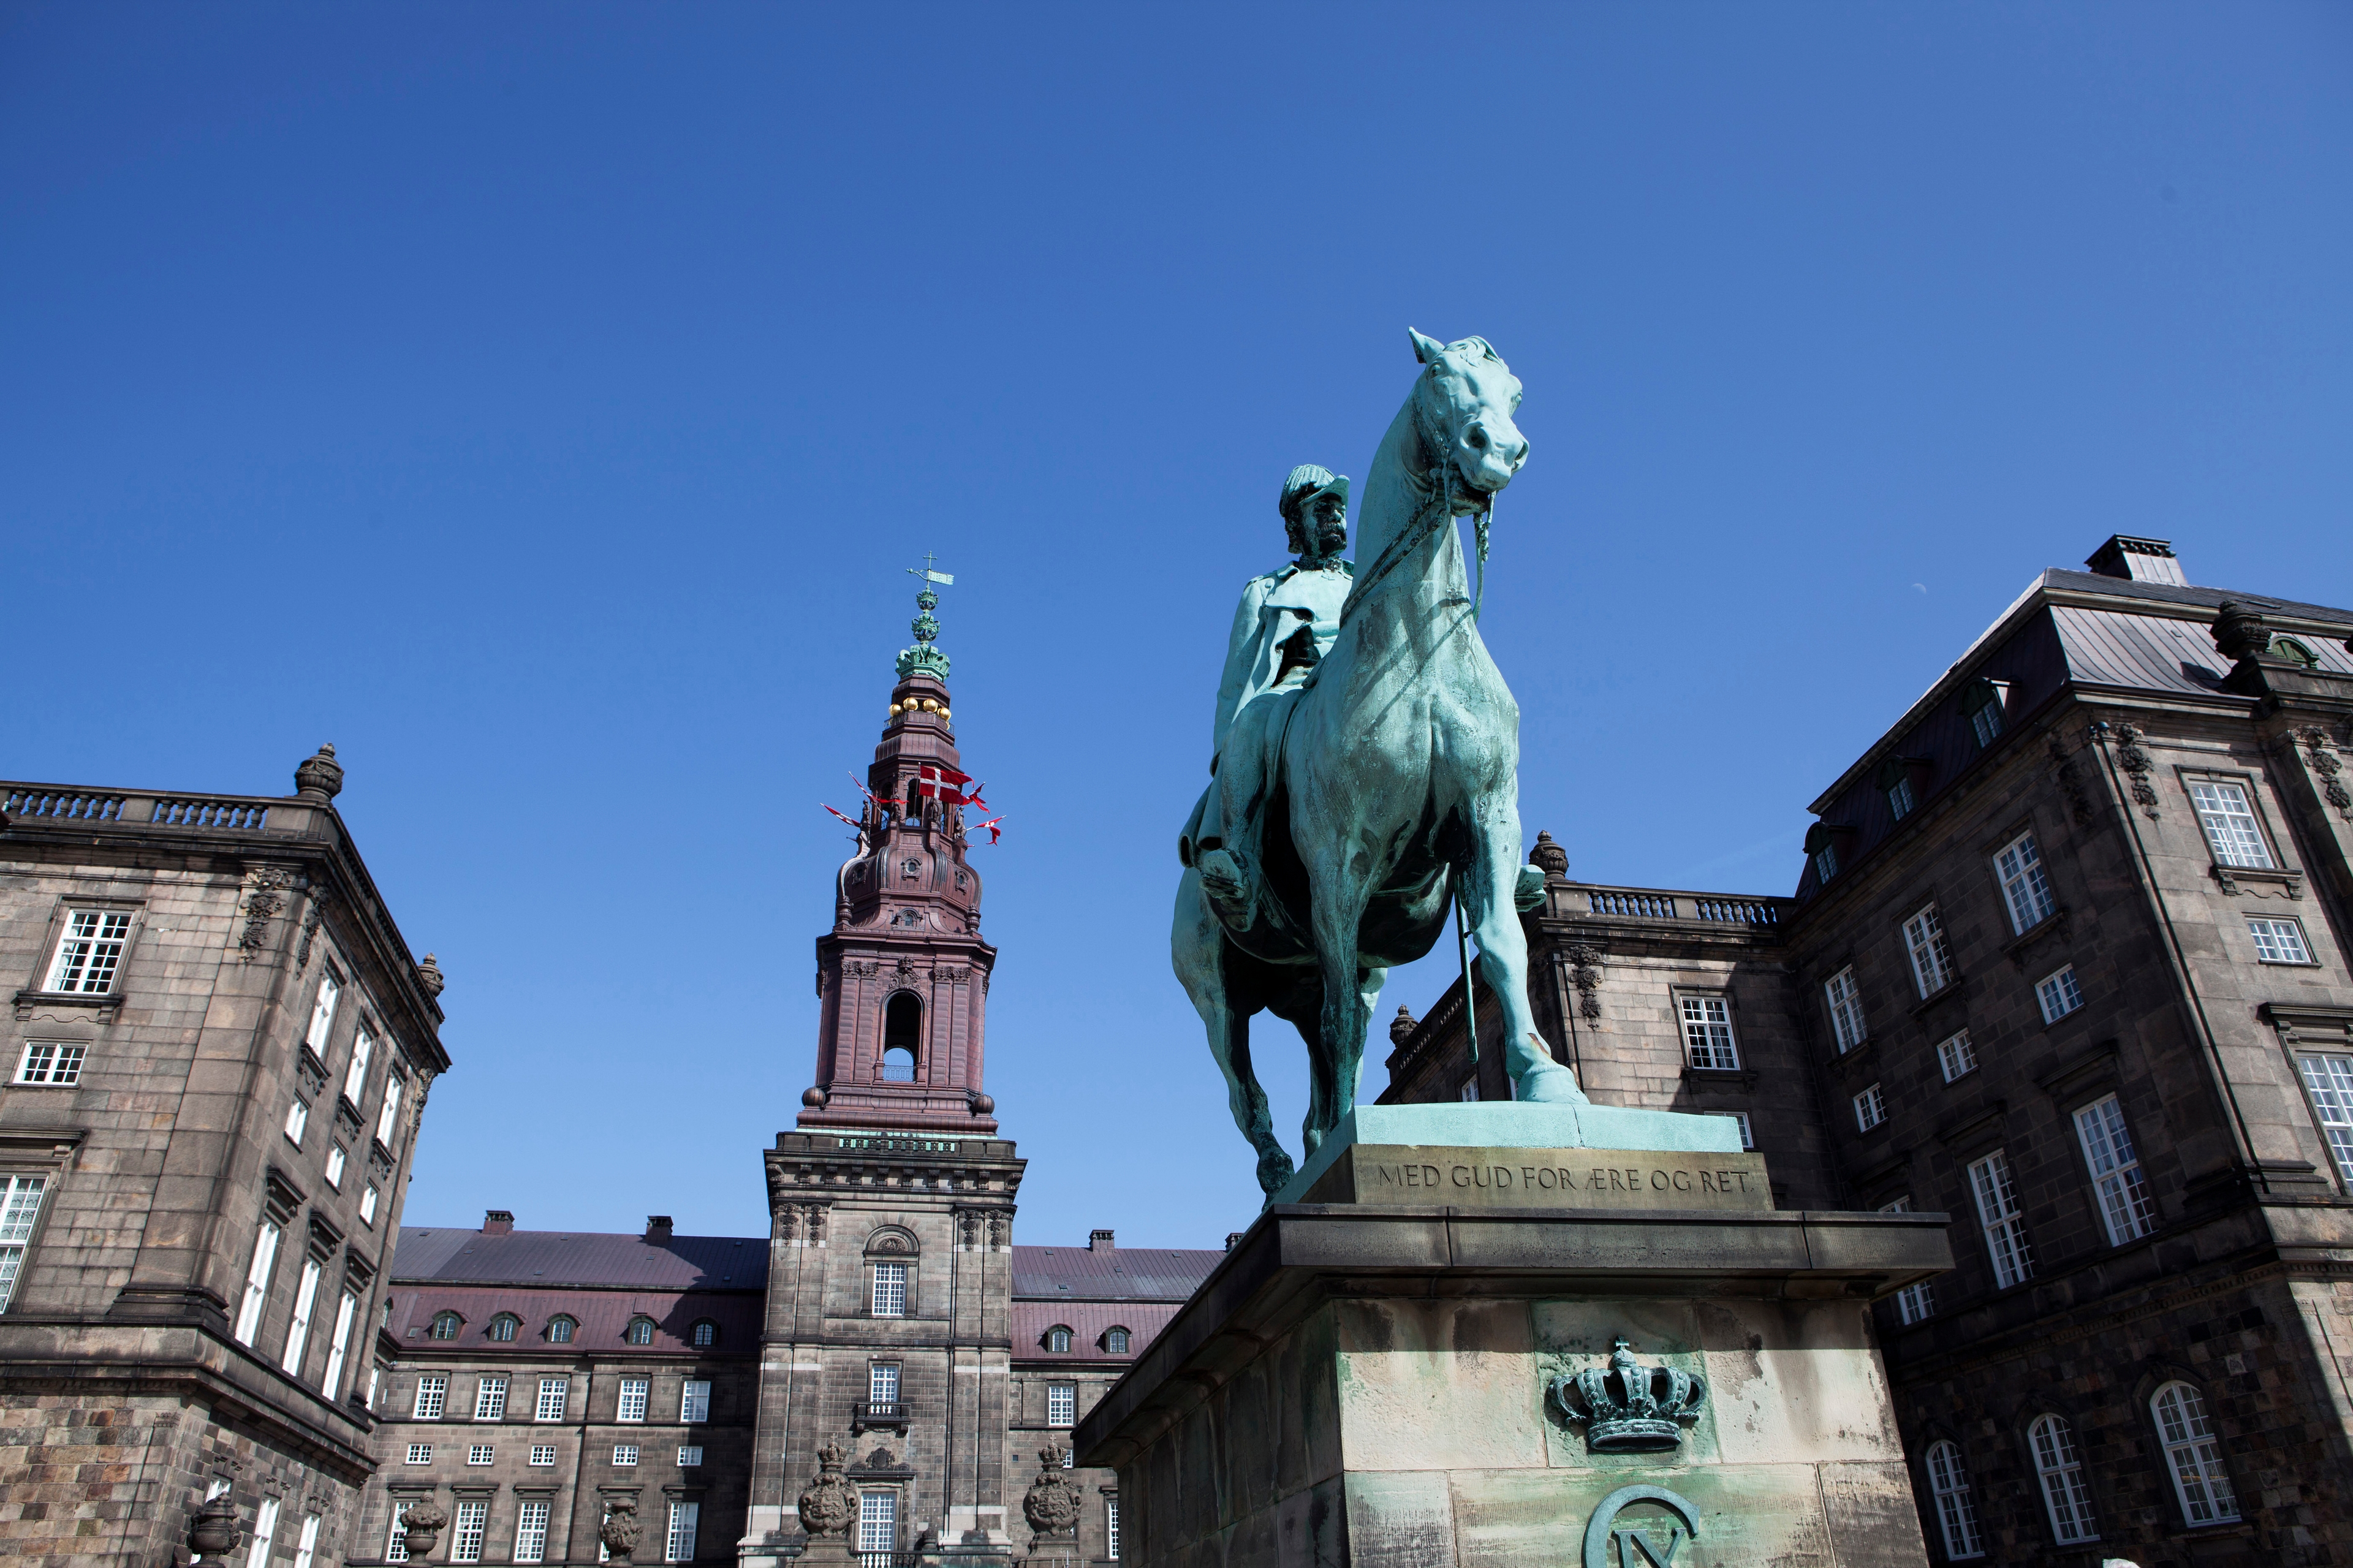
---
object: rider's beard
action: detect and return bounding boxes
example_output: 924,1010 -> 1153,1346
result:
1311,521 -> 1347,559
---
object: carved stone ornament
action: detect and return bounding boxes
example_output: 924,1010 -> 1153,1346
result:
2114,723 -> 2160,820
401,1498 -> 450,1556
188,1492 -> 242,1558
1549,1338 -> 1708,1453
294,743 -> 344,802
798,1440 -> 860,1537
987,1211 -> 1010,1247
415,953 -> 445,998
238,868 -> 295,962
598,1496 -> 642,1562
2303,727 -> 2352,823
1021,1445 -> 1084,1538
296,896 -> 327,972
2048,732 -> 2095,827
1389,1005 -> 1417,1046
958,1210 -> 982,1247
1564,944 -> 1604,1023
1529,828 -> 1570,877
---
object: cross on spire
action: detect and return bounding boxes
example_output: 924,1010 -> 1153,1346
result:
907,553 -> 954,588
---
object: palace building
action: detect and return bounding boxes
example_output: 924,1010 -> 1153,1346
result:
1388,536 -> 2353,1568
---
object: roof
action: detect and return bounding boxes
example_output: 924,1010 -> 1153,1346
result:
2037,568 -> 2353,629
385,1283 -> 763,1356
1011,1300 -> 1186,1363
392,1227 -> 768,1290
1009,1245 -> 1223,1301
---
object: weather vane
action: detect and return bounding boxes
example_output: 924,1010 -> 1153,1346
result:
896,554 -> 955,680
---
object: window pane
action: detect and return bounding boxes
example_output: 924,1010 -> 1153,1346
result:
2036,966 -> 2085,1023
1969,1151 -> 2034,1289
48,909 -> 132,993
1679,996 -> 1738,1070
870,1363 -> 900,1404
2249,917 -> 2312,964
0,1175 -> 50,1312
515,1501 -> 551,1565
1938,1030 -> 1977,1083
857,1493 -> 898,1554
681,1379 -> 711,1423
1995,833 -> 2056,933
667,1501 -> 700,1564
452,1499 -> 488,1564
2072,1095 -> 2156,1244
415,1376 -> 448,1420
1926,1442 -> 1983,1558
233,1219 -> 280,1346
1903,906 -> 1953,998
2300,1054 -> 2353,1184
1825,969 -> 1866,1053
2153,1383 -> 2239,1524
872,1262 -> 907,1317
2031,1416 -> 2099,1543
619,1378 -> 648,1423
2189,781 -> 2274,868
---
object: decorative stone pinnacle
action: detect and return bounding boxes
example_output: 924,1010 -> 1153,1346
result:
1389,1005 -> 1418,1045
294,744 -> 343,802
415,953 -> 445,998
1529,830 -> 1569,878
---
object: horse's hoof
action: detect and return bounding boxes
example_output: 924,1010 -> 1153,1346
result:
1256,1148 -> 1297,1197
1515,1062 -> 1590,1104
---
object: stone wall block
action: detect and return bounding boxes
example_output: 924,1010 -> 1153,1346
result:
1333,1299 -> 1544,1474
1338,1469 -> 1455,1568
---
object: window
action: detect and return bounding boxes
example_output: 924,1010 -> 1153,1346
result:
1047,1325 -> 1073,1354
15,1041 -> 86,1085
360,1184 -> 381,1227
1729,1112 -> 1754,1152
1047,1382 -> 1076,1428
2036,965 -> 2085,1024
882,1047 -> 916,1081
2029,1414 -> 2099,1543
246,1496 -> 281,1568
368,1364 -> 383,1409
618,1377 -> 650,1423
1969,1150 -> 2034,1289
2188,779 -> 2274,868
667,1500 -> 701,1564
691,1318 -> 718,1347
294,1512 -> 322,1568
1107,1495 -> 1120,1561
376,1074 -> 404,1148
1937,1030 -> 1978,1083
233,1218 -> 281,1345
2153,1382 -> 2238,1525
1105,1327 -> 1131,1354
468,1444 -> 494,1466
529,1444 -> 557,1467
306,972 -> 339,1052
284,1098 -> 309,1148
679,1445 -> 704,1466
0,1174 -> 50,1311
2074,1095 -> 2156,1244
2249,917 -> 2313,964
414,1376 -> 449,1420
514,1500 -> 551,1565
625,1316 -> 656,1345
1924,1441 -> 1983,1558
406,1443 -> 433,1464
614,1444 -> 640,1466
452,1498 -> 488,1564
475,1376 -> 509,1421
1995,831 -> 2056,934
1886,773 -> 1917,822
548,1315 -> 577,1344
1812,842 -> 1839,884
280,1256 -> 323,1374
430,1311 -> 463,1341
1881,1201 -> 1934,1324
1825,968 -> 1866,1053
324,1143 -> 346,1190
488,1312 -> 519,1343
536,1376 -> 567,1422
870,1362 -> 901,1406
1902,905 -> 1954,998
1679,995 -> 1739,1070
2300,1053 -> 2353,1184
1457,1077 -> 1478,1102
871,1262 -> 907,1317
857,1491 -> 896,1558
1854,1083 -> 1887,1132
322,1290 -> 358,1396
1966,681 -> 2006,749
343,1026 -> 373,1104
681,1379 -> 711,1423
45,909 -> 131,994
386,1501 -> 414,1563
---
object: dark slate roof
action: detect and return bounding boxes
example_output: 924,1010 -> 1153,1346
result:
392,1227 -> 768,1290
2040,568 -> 2353,627
1008,1245 -> 1223,1301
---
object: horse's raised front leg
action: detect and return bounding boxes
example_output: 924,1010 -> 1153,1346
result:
1464,809 -> 1587,1104
1172,871 -> 1294,1194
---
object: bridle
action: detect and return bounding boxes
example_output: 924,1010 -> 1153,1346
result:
1340,370 -> 1496,627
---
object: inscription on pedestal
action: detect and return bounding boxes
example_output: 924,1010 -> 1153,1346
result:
1299,1145 -> 1773,1211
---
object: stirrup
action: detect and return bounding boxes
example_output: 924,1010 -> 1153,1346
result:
1197,848 -> 1257,934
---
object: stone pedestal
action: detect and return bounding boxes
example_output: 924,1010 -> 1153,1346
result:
1075,1191 -> 1952,1568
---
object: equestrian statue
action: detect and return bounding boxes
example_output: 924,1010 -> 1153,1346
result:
1174,328 -> 1585,1200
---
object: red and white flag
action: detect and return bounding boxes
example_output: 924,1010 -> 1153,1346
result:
968,814 -> 1006,845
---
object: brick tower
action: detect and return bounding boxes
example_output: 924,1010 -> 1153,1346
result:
742,570 -> 1025,1567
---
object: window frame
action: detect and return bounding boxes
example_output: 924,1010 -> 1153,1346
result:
0,1170 -> 55,1314
1936,1029 -> 1977,1083
450,1498 -> 488,1565
1901,903 -> 1955,999
1675,991 -> 1740,1071
1104,1327 -> 1131,1355
547,1314 -> 577,1344
39,904 -> 138,996
1047,1325 -> 1073,1354
1853,1083 -> 1887,1133
2181,771 -> 2282,871
488,1312 -> 520,1343
690,1317 -> 718,1348
871,1260 -> 909,1318
1923,1439 -> 1984,1559
529,1444 -> 558,1467
1963,678 -> 2007,751
2036,964 -> 2085,1025
429,1310 -> 464,1341
2028,1413 -> 2099,1544
534,1376 -> 568,1422
1046,1381 -> 1077,1428
2248,915 -> 2316,966
1993,828 -> 2056,935
474,1376 -> 509,1422
13,1040 -> 87,1087
1968,1148 -> 2034,1290
870,1360 -> 901,1406
513,1499 -> 552,1565
618,1377 -> 650,1423
1824,967 -> 1866,1055
2151,1381 -> 2240,1527
2296,1050 -> 2353,1189
681,1378 -> 711,1423
624,1316 -> 657,1346
2071,1093 -> 2157,1246
413,1374 -> 449,1421
667,1499 -> 702,1564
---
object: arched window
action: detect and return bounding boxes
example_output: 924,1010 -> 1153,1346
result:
547,1316 -> 576,1344
487,1313 -> 519,1343
1923,1441 -> 1983,1559
624,1316 -> 656,1346
1104,1327 -> 1131,1355
1047,1325 -> 1072,1354
882,993 -> 922,1082
691,1319 -> 719,1349
2028,1415 -> 2098,1543
2152,1383 -> 2239,1525
428,1311 -> 462,1341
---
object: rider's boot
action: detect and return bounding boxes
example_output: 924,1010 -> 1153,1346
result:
1197,847 -> 1258,934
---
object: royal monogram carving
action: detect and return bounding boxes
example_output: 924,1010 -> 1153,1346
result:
1550,1338 -> 1708,1452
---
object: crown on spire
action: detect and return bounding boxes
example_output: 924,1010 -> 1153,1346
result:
896,554 -> 955,680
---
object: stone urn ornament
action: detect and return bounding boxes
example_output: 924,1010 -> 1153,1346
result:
798,1439 -> 860,1539
401,1499 -> 450,1558
1021,1444 -> 1083,1551
187,1493 -> 242,1560
599,1496 -> 643,1564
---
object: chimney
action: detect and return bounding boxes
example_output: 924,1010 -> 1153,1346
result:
2085,536 -> 2188,586
482,1210 -> 513,1235
1089,1229 -> 1114,1253
1224,1232 -> 1244,1251
645,1216 -> 673,1243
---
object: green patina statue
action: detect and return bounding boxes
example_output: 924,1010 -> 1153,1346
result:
1174,329 -> 1583,1199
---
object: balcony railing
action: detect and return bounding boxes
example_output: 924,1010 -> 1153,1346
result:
852,1400 -> 911,1431
4,784 -> 287,834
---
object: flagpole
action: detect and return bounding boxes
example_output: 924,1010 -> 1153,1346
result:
1455,895 -> 1479,1067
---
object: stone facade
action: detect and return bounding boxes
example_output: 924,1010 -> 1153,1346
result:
0,748 -> 449,1568
1384,537 -> 2353,1568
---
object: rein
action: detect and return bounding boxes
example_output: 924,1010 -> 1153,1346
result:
1340,393 -> 1496,627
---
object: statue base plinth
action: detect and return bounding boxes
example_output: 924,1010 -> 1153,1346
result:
1074,1192 -> 1952,1568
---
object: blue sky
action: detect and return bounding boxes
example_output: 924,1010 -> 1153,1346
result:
5,5 -> 2348,1246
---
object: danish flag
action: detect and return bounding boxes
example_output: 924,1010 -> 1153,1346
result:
918,765 -> 983,808
968,814 -> 1006,845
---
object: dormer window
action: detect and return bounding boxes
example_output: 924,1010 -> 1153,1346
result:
1812,844 -> 1838,882
1875,756 -> 1932,823
429,1311 -> 463,1341
1963,678 -> 2008,749
547,1316 -> 577,1344
624,1316 -> 657,1346
487,1313 -> 520,1343
1104,1327 -> 1131,1354
1047,1325 -> 1073,1354
691,1319 -> 719,1349
1804,822 -> 1854,885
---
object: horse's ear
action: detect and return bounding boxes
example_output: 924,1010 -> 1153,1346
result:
1408,328 -> 1449,366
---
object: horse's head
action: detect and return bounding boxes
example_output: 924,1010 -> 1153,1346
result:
1408,328 -> 1527,509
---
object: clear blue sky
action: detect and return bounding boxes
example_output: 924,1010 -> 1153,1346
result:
6,6 -> 2348,1247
